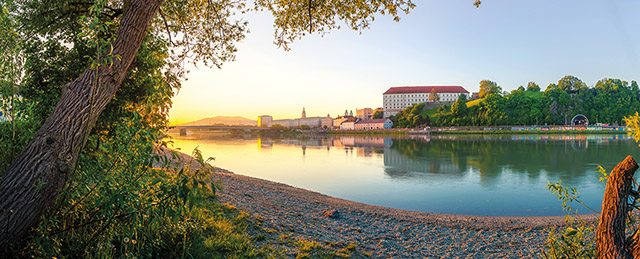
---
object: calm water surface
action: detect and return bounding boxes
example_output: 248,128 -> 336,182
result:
169,133 -> 638,216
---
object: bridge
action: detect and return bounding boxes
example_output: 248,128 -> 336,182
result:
172,125 -> 269,135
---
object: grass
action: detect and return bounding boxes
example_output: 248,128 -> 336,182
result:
460,91 -> 543,109
277,234 -> 364,259
420,105 -> 451,118
181,200 -> 275,258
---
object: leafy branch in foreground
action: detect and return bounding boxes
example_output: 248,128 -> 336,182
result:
547,180 -> 599,215
543,164 -> 609,259
543,179 -> 598,259
1,0 -> 423,245
543,155 -> 640,258
9,113 -> 270,258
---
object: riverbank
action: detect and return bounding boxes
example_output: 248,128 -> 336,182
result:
212,167 -> 586,258
433,130 -> 626,135
159,146 -> 603,257
158,148 -> 596,258
326,130 -> 407,135
430,125 -> 626,135
324,125 -> 626,136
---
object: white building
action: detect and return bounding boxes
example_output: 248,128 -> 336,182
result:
354,119 -> 393,130
383,86 -> 469,117
262,108 -> 328,128
340,117 -> 358,130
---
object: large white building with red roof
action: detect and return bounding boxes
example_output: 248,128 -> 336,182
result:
383,86 -> 469,117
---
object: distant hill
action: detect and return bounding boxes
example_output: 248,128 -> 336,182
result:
179,116 -> 257,126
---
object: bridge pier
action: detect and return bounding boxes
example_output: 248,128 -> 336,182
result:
180,128 -> 187,136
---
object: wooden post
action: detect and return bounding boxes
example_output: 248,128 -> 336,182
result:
596,155 -> 639,258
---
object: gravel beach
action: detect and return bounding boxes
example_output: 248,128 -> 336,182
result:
160,148 -> 587,258
211,167 -> 584,258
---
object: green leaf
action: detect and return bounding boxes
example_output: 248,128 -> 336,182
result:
565,230 -> 578,237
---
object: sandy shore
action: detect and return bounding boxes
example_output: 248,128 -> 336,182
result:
159,148 -> 589,258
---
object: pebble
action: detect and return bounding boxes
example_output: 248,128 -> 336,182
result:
153,149 -> 580,259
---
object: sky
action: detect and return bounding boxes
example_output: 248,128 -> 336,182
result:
168,0 -> 640,125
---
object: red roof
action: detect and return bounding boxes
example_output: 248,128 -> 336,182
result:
384,86 -> 469,94
356,119 -> 389,124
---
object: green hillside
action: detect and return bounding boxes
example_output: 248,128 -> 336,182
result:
418,91 -> 545,122
461,91 -> 543,109
420,104 -> 451,118
466,98 -> 484,107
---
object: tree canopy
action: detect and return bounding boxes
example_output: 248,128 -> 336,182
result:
478,80 -> 502,98
428,88 -> 440,101
419,76 -> 640,127
389,102 -> 428,128
558,75 -> 588,92
1,0 -> 424,248
451,93 -> 468,116
527,81 -> 540,92
372,109 -> 383,119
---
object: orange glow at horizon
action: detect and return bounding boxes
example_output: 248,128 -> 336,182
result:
168,109 -> 338,125
167,2 -> 640,126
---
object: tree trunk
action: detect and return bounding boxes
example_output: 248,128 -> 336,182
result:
0,0 -> 164,248
596,155 -> 639,258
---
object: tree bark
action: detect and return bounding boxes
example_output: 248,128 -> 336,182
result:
0,0 -> 164,248
596,155 -> 639,258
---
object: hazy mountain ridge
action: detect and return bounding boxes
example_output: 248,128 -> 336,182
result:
179,116 -> 257,126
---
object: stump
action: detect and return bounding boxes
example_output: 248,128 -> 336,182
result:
596,155 -> 639,258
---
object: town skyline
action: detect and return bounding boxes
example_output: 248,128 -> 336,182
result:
169,0 -> 640,125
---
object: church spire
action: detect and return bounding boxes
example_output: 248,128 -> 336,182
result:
302,107 -> 307,118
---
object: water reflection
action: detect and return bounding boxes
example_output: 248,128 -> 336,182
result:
170,132 -> 636,216
381,134 -> 634,188
246,134 -> 634,184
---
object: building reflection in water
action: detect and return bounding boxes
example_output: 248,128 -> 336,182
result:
254,134 -> 632,185
171,132 -> 635,216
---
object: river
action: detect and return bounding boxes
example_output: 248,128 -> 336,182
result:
168,132 -> 637,217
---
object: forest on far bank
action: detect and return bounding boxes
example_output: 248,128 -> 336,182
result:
389,76 -> 639,128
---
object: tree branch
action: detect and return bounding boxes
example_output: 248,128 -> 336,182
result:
158,8 -> 174,46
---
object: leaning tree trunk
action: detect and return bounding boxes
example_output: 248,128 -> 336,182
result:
0,0 -> 164,248
596,155 -> 640,258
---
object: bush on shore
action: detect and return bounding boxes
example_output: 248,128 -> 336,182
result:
1,115 -> 271,258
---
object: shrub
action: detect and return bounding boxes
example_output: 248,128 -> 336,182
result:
6,113 -> 269,258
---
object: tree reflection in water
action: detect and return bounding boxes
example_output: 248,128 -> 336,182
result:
169,132 -> 635,216
385,134 -> 634,187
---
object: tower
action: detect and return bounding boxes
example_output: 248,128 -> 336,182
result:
302,107 -> 306,118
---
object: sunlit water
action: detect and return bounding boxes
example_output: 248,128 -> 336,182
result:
168,132 -> 638,217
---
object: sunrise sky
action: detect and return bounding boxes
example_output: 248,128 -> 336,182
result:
169,0 -> 640,125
